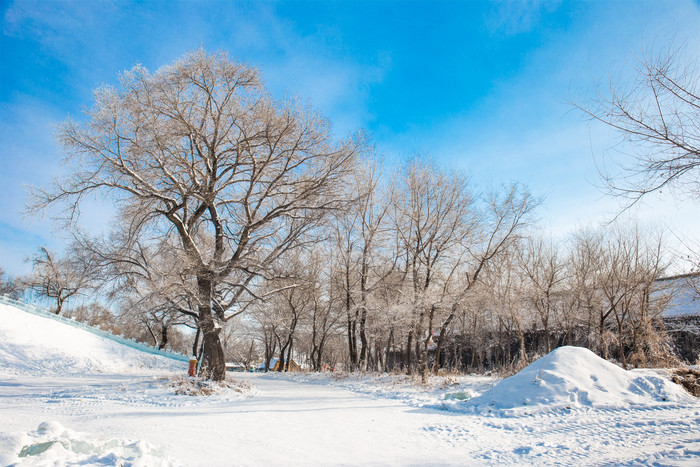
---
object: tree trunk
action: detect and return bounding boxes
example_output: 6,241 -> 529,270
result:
159,325 -> 168,350
197,274 -> 226,381
285,337 -> 294,371
192,326 -> 201,357
519,330 -> 527,364
432,304 -> 456,374
264,339 -> 273,372
345,262 -> 357,368
55,295 -> 65,315
245,340 -> 255,370
147,323 -> 158,347
278,339 -> 289,372
358,306 -> 368,370
406,330 -> 413,375
421,304 -> 436,382
384,327 -> 394,372
315,337 -> 326,371
414,309 -> 425,379
599,311 -> 609,360
374,340 -> 382,372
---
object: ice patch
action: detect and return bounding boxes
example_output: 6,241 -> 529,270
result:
1,421 -> 178,466
444,391 -> 474,401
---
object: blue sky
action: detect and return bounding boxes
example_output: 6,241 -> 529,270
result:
1,0 -> 699,276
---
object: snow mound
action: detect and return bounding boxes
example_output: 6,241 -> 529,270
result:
0,421 -> 177,466
0,303 -> 182,376
452,346 -> 694,414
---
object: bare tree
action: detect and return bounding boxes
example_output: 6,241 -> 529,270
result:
384,159 -> 536,379
430,183 -> 536,378
305,247 -> 345,371
518,235 -> 567,353
23,246 -> 95,315
79,230 -> 200,352
567,228 -> 606,349
574,44 -> 699,206
391,159 -> 475,377
574,43 -> 700,326
331,157 -> 397,370
598,226 -> 669,367
253,309 -> 279,372
258,257 -> 313,372
332,204 -> 360,368
0,267 -> 23,300
486,246 -> 532,367
68,302 -> 117,329
31,50 -> 361,380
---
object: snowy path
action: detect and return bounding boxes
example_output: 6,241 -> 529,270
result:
3,302 -> 699,465
1,373 -> 471,465
2,371 -> 699,465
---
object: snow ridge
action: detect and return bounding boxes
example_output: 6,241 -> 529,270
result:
0,301 -> 184,376
0,296 -> 188,360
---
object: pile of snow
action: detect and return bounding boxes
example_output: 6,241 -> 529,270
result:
0,303 -> 182,376
449,346 -> 694,414
0,421 -> 175,466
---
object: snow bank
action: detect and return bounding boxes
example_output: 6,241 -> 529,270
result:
657,276 -> 700,318
0,303 -> 182,376
0,421 -> 176,466
446,346 -> 694,414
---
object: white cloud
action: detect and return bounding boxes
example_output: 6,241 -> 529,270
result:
484,0 -> 563,37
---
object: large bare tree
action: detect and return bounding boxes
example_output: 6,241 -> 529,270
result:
31,50 -> 361,380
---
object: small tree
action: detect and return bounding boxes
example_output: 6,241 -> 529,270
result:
23,246 -> 95,315
0,267 -> 23,300
598,226 -> 668,367
518,236 -> 566,354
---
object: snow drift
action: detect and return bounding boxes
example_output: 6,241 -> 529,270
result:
0,303 -> 183,376
454,346 -> 694,414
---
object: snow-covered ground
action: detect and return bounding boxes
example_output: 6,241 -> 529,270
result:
1,302 -> 699,465
658,275 -> 700,318
0,303 -> 183,377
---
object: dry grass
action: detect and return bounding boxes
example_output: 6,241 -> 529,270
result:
670,368 -> 700,397
167,375 -> 253,396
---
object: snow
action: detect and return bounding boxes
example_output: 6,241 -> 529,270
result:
446,346 -> 694,414
0,303 -> 182,376
1,302 -> 700,465
0,421 -> 172,466
658,276 -> 700,318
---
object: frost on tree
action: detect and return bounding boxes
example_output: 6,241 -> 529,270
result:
32,50 -> 361,381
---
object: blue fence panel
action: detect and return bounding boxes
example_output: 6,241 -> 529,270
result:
0,295 -> 189,362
